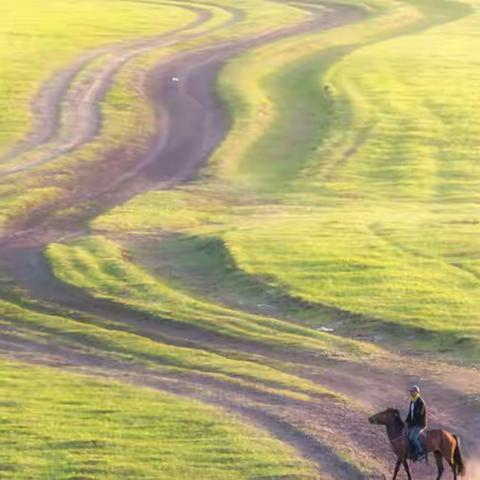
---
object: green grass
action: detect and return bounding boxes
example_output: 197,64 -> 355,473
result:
2,0 -> 480,476
45,235 -> 379,361
0,0 -> 308,232
91,0 -> 480,362
303,0 -> 476,199
210,0 -> 420,186
218,0 -> 480,359
223,203 -> 480,358
0,359 -> 320,479
216,0 -> 480,357
0,291 -> 342,401
92,189 -> 480,359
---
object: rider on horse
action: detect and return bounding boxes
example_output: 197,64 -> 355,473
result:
405,385 -> 427,461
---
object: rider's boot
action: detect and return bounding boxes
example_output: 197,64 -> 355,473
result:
410,444 -> 420,462
416,448 -> 427,463
412,445 -> 426,463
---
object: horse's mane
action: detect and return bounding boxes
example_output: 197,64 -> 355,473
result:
388,407 -> 405,428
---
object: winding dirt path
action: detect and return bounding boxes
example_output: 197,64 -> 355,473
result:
0,2 -> 383,478
3,241 -> 480,479
0,3 -> 365,243
0,3 -> 244,175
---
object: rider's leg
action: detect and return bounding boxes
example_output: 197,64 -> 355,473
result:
411,427 -> 423,456
408,428 -> 419,457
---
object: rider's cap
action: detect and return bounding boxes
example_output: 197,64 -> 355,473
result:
409,385 -> 420,393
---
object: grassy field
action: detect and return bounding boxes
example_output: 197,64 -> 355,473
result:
92,0 -> 480,361
219,0 -> 480,358
0,0 -> 309,232
0,360 -> 319,479
0,287 -> 341,401
1,0 -> 480,477
45,235 -> 379,360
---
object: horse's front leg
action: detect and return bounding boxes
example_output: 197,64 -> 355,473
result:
392,459 -> 401,480
402,460 -> 412,480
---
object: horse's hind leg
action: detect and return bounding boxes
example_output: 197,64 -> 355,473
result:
402,460 -> 412,480
449,460 -> 457,480
435,451 -> 445,480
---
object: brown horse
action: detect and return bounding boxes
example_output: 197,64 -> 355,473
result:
369,408 -> 465,480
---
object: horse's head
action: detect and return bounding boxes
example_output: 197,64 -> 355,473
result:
369,407 -> 401,426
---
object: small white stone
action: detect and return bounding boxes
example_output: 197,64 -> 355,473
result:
317,326 -> 335,333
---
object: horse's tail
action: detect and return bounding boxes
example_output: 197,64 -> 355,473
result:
453,434 -> 466,476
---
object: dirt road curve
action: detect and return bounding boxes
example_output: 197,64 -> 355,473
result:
1,2 -> 479,479
0,3 -> 243,175
0,2 -> 364,245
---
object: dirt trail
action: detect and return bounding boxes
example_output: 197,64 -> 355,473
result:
0,3 -> 244,176
4,248 -> 479,480
0,3 -> 213,164
0,2 -> 386,477
0,2 -> 364,246
0,327 -> 380,480
312,358 -> 480,477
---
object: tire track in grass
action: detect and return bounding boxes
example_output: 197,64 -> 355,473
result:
3,309 -> 480,480
1,241 -> 380,373
0,2 -> 365,243
0,2 -> 241,176
0,4 -> 211,165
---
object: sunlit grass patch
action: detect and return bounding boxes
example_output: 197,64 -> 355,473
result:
93,188 -> 230,234
0,359 -> 320,479
46,235 -> 380,361
0,292 -> 340,401
302,0 -> 477,200
210,0 -> 421,189
223,202 -> 480,359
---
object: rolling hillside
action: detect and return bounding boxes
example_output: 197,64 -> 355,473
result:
1,0 -> 479,478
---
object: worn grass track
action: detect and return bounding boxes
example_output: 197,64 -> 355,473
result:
0,0 -> 198,156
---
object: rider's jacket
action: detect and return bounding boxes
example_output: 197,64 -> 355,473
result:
405,396 -> 427,428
